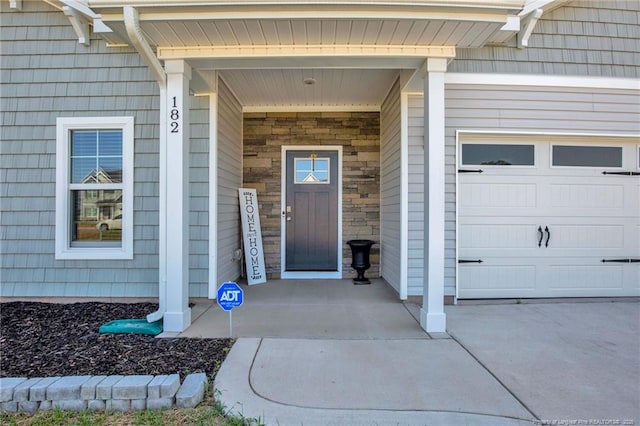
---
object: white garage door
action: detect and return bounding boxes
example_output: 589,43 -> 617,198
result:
458,135 -> 640,299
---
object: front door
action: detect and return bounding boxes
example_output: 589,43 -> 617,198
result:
285,150 -> 339,271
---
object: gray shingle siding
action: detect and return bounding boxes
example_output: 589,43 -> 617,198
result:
1,1 -> 161,297
449,0 -> 640,78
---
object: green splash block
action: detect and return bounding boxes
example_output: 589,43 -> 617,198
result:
99,319 -> 163,336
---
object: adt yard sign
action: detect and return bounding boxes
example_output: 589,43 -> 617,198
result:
217,282 -> 243,311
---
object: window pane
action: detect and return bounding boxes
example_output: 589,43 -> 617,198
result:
71,158 -> 97,183
70,130 -> 123,183
462,144 -> 535,166
71,189 -> 122,244
294,157 -> 330,183
552,145 -> 622,167
71,131 -> 97,156
98,131 -> 123,156
97,157 -> 123,183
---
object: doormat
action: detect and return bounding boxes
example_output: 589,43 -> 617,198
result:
99,319 -> 163,336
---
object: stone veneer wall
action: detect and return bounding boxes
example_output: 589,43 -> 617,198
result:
243,112 -> 380,279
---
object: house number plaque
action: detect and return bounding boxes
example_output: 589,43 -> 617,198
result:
170,96 -> 180,133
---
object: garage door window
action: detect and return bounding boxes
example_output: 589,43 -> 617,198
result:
461,144 -> 535,166
552,145 -> 622,167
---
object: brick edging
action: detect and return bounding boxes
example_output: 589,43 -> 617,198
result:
0,373 -> 208,413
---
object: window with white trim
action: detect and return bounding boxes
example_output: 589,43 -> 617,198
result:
56,117 -> 134,259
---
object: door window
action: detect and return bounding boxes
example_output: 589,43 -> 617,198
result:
294,157 -> 330,184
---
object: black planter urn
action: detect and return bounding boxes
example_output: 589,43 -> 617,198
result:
347,239 -> 375,285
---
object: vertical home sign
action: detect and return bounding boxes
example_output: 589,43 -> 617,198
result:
238,188 -> 267,285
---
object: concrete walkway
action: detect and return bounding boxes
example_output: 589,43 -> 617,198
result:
176,281 -> 639,425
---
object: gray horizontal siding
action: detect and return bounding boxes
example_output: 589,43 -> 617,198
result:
379,78 -> 402,294
0,1 -> 160,298
216,79 -> 243,283
189,96 -> 210,298
450,0 -> 640,78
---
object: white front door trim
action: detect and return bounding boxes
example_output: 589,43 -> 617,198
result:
281,145 -> 343,279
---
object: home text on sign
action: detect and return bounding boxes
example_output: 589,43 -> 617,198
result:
238,188 -> 266,285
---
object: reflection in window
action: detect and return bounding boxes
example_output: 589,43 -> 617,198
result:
295,157 -> 330,184
71,190 -> 122,244
461,144 -> 535,166
552,145 -> 622,167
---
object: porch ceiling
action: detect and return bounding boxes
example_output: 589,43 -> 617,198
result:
218,68 -> 400,110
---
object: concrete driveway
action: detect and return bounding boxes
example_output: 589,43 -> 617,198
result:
445,300 -> 640,424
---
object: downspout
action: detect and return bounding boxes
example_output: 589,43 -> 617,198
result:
123,6 -> 167,323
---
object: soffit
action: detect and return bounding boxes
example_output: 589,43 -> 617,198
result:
92,1 -> 523,50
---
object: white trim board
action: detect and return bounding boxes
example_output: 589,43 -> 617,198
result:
456,130 -> 640,139
280,145 -> 343,280
445,73 -> 640,90
244,105 -> 380,113
208,92 -> 219,299
399,92 -> 410,300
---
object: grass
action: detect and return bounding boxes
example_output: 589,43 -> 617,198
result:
0,381 -> 264,426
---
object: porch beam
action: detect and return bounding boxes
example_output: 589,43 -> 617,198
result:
420,57 -> 447,334
162,59 -> 192,332
158,45 -> 456,61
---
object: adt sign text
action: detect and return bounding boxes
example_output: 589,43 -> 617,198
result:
217,282 -> 244,311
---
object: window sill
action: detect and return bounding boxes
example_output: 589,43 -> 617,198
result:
55,247 -> 133,261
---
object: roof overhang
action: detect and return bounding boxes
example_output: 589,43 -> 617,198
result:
43,0 -> 548,107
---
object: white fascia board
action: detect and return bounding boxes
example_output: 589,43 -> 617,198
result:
445,73 -> 640,90
90,1 -> 523,19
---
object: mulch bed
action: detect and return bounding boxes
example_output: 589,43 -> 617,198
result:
0,302 -> 234,380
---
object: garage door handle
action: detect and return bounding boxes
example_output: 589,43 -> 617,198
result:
458,259 -> 483,263
544,226 -> 550,247
602,171 -> 640,176
458,169 -> 483,173
602,258 -> 640,263
537,226 -> 543,247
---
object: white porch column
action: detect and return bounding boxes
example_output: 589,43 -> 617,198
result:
420,57 -> 447,333
162,59 -> 192,332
